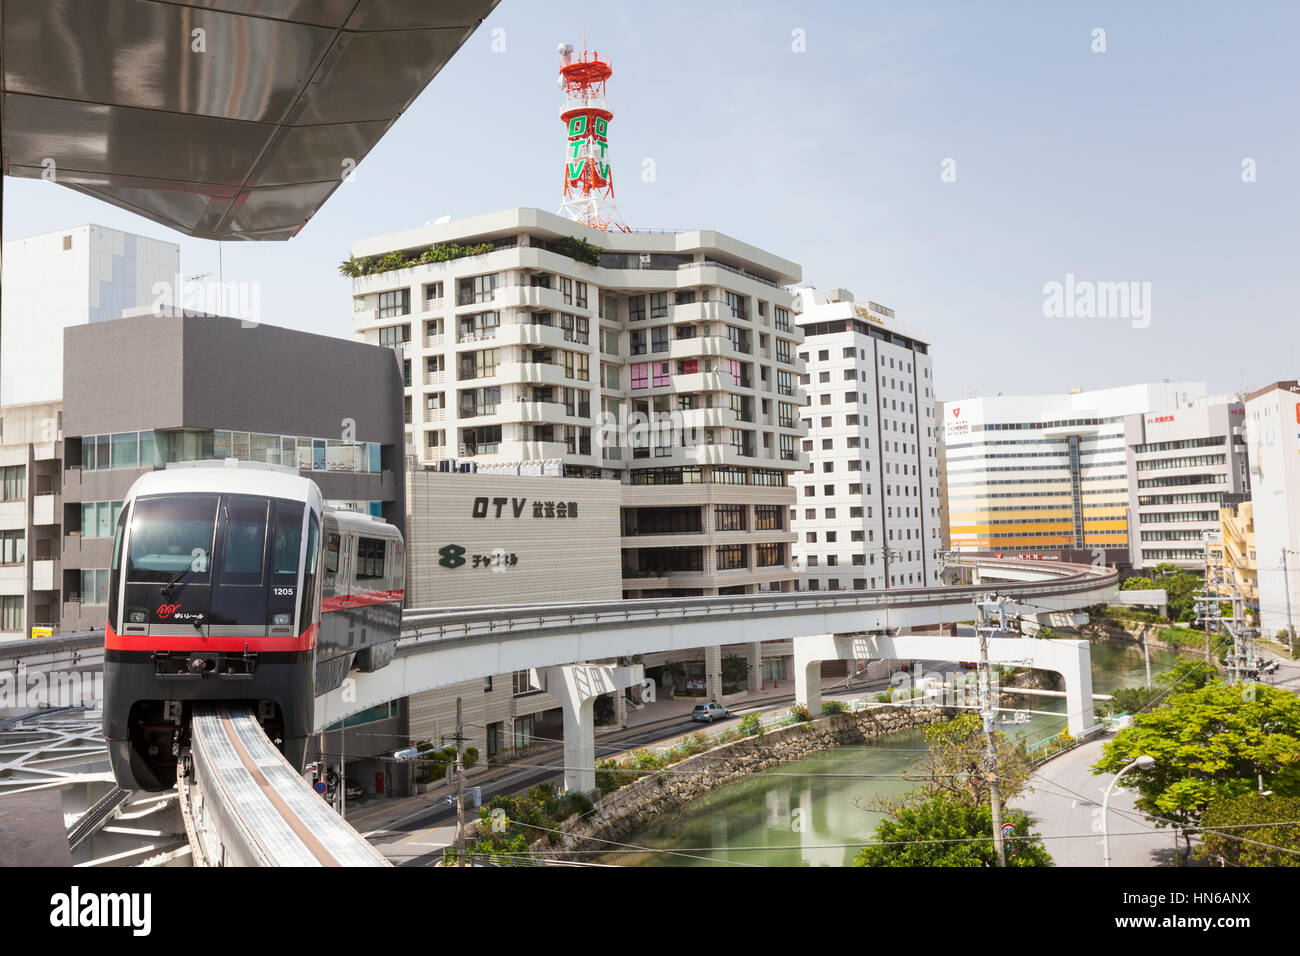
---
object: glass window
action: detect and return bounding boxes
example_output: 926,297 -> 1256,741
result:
325,532 -> 340,575
127,494 -> 218,582
313,440 -> 326,471
139,431 -> 162,467
231,432 -> 251,461
281,437 -> 298,470
272,503 -> 304,576
96,435 -> 111,469
111,432 -> 139,468
251,433 -> 281,465
368,443 -> 382,473
356,536 -> 386,581
220,496 -> 269,584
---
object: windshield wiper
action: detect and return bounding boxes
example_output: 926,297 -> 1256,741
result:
160,563 -> 193,596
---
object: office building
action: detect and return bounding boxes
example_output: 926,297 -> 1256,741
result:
1,224 -> 178,406
1123,399 -> 1250,570
1207,494 -> 1258,615
349,207 -> 810,597
943,382 -> 1208,565
789,287 -> 942,590
57,310 -> 405,633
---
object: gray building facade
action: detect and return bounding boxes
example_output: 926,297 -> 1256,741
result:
59,311 -> 405,631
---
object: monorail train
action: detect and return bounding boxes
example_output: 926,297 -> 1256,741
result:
103,460 -> 404,791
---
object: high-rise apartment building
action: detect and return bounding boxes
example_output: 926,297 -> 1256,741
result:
349,208 -> 809,597
942,382 -> 1209,566
1243,381 -> 1300,642
1,225 -> 178,406
789,288 -> 941,590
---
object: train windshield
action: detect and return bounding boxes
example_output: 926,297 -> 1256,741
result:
127,495 -> 219,584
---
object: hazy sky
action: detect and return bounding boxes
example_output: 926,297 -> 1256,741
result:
5,0 -> 1297,402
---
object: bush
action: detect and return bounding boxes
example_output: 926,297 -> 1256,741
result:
739,712 -> 763,738
463,747 -> 479,769
822,700 -> 848,715
789,703 -> 812,723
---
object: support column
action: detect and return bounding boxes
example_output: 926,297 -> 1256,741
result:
793,635 -> 826,715
746,642 -> 762,694
614,688 -> 628,728
705,644 -> 723,702
543,662 -> 644,794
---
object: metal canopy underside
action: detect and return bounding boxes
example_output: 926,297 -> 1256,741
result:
1,0 -> 499,240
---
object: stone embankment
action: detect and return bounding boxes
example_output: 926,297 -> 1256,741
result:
535,705 -> 949,858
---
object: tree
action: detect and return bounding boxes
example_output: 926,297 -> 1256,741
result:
1099,658 -> 1219,717
1197,793 -> 1300,867
872,713 -> 1031,815
1093,682 -> 1300,864
854,796 -> 1052,867
721,653 -> 748,685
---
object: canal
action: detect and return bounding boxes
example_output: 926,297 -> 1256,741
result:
605,637 -> 1184,867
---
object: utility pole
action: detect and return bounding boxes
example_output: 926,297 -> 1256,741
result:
1283,549 -> 1295,658
446,697 -> 468,867
973,593 -> 1007,868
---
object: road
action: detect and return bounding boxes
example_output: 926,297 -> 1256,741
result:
1013,735 -> 1188,867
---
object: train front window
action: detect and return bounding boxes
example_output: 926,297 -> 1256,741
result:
127,495 -> 219,584
219,496 -> 269,586
272,503 -> 304,576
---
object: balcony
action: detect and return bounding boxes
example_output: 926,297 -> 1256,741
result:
32,559 -> 58,592
424,333 -> 445,349
498,361 -> 570,387
32,494 -> 58,526
421,297 -> 446,314
670,301 -> 723,324
424,408 -> 446,422
424,370 -> 446,387
456,327 -> 499,345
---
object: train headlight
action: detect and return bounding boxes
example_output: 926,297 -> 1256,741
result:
128,610 -> 147,623
272,612 -> 292,626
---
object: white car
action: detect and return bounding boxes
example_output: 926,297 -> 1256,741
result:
691,701 -> 730,723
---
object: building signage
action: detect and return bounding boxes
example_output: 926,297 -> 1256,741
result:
852,304 -> 886,327
945,405 -> 970,438
471,496 -> 579,519
438,544 -> 519,571
1146,414 -> 1174,425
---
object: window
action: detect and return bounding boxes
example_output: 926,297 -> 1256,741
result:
0,530 -> 24,565
776,339 -> 792,364
631,363 -> 648,390
462,425 -> 502,455
562,350 -> 590,381
756,542 -> 783,567
629,295 -> 646,322
777,369 -> 793,396
457,273 -> 499,305
651,292 -> 669,319
378,324 -> 410,346
652,325 -> 669,352
651,361 -> 670,387
220,496 -> 269,585
1,596 -> 22,631
715,504 -> 746,531
630,329 -> 647,355
560,276 -> 573,305
716,544 -> 746,570
424,281 -> 444,302
458,348 -> 500,380
1,466 -> 25,500
755,505 -> 783,530
356,536 -> 387,580
378,288 -> 410,318
774,306 -> 790,331
576,281 -> 588,309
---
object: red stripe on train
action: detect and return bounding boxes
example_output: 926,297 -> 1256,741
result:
321,589 -> 405,613
104,622 -> 320,652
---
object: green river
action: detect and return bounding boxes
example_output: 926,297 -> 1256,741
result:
605,637 -> 1185,867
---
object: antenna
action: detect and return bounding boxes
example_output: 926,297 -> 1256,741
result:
555,40 -> 629,232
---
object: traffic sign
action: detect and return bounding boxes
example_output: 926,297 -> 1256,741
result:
1001,823 -> 1015,839
445,794 -> 454,807
314,782 -> 326,796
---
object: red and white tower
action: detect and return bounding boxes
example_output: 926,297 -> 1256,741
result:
556,42 -> 629,232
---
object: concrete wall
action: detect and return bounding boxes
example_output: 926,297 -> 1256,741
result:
403,470 -> 623,754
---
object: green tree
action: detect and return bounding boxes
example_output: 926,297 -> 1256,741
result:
721,653 -> 749,684
1197,793 -> 1300,867
1100,658 -> 1219,717
1093,682 -> 1300,864
875,714 -> 1031,814
854,796 -> 1052,867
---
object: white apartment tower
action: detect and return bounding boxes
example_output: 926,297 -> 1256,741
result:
1243,381 -> 1300,642
790,288 -> 942,590
350,208 -> 810,597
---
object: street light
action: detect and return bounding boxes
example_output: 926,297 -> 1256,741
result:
1102,755 -> 1156,867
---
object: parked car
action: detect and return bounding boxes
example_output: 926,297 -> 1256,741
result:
691,701 -> 730,723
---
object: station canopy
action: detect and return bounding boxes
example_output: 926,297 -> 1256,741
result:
1,0 -> 498,240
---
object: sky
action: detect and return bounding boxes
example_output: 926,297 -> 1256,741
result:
4,0 -> 1297,403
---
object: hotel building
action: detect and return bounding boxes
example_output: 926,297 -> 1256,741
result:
942,382 -> 1209,566
349,207 -> 810,598
789,287 -> 942,590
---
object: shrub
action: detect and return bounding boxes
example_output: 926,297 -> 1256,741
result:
822,700 -> 848,715
789,703 -> 812,723
739,712 -> 763,738
463,747 -> 479,769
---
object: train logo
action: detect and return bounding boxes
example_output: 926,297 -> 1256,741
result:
157,603 -> 182,619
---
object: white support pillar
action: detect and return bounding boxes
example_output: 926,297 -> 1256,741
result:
792,633 -> 1096,738
746,642 -> 762,694
793,635 -> 828,715
704,644 -> 723,702
543,662 -> 644,794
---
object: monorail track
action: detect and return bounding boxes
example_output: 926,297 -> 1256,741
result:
180,704 -> 387,867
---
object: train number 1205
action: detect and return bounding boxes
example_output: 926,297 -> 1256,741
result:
273,587 -> 295,596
